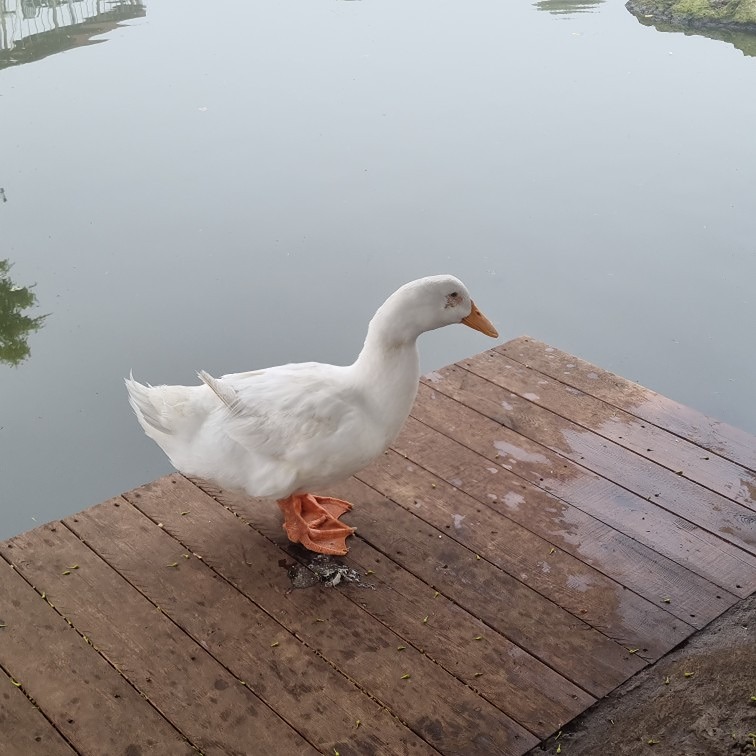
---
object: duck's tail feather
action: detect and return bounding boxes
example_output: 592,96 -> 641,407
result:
125,373 -> 175,435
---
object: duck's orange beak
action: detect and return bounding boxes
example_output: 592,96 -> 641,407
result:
462,301 -> 498,338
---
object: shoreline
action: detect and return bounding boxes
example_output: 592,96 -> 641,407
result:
626,0 -> 756,34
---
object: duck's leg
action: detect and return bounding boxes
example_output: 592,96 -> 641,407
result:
277,494 -> 356,556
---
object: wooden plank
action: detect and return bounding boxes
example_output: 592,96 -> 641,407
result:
423,365 -> 756,556
329,483 -> 646,695
0,555 -> 194,756
187,480 -> 647,697
386,418 -> 736,629
0,679 -> 77,756
498,337 -> 756,474
354,441 -> 693,657
121,475 -> 539,756
6,517 -> 317,756
196,479 -> 643,699
463,348 -> 756,513
195,476 -> 596,740
64,496 -> 435,756
415,372 -> 756,592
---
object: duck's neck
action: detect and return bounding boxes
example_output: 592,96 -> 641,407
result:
350,303 -> 422,439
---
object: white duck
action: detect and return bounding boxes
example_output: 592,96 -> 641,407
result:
126,275 -> 497,555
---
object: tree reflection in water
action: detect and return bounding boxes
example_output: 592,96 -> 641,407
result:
534,0 -> 605,15
0,259 -> 47,367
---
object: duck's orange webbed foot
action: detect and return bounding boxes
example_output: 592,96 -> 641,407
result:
277,494 -> 355,556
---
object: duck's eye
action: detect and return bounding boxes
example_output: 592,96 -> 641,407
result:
445,291 -> 461,309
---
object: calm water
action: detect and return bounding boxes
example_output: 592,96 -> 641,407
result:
1,0 -> 755,539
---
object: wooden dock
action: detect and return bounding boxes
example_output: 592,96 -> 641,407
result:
2,336 -> 755,756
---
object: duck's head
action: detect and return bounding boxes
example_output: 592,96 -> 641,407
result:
375,275 -> 499,344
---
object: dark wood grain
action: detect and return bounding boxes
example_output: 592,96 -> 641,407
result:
0,552 -> 194,755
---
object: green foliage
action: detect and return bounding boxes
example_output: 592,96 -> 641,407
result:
628,0 -> 756,55
0,259 -> 47,367
628,0 -> 756,26
668,0 -> 756,22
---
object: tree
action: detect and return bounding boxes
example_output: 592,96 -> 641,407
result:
0,259 -> 47,367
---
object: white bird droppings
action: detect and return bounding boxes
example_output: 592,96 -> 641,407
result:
494,440 -> 549,464
503,491 -> 525,510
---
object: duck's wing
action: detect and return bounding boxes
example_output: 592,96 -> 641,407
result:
200,362 -> 368,464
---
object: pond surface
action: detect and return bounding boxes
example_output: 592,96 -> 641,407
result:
1,0 -> 755,539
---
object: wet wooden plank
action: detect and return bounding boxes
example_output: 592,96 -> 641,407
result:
195,476 -> 596,739
0,555 -> 194,756
185,481 -> 647,697
0,681 -> 77,756
353,442 -> 692,658
201,485 -> 643,698
437,365 -> 756,555
6,516 -> 316,756
463,348 -> 756,513
65,492 -> 435,756
330,484 -> 646,696
367,422 -> 735,630
498,337 -> 756,474
413,367 -> 756,597
123,475 -> 538,755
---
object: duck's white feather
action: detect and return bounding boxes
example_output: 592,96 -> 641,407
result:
126,274 -> 494,501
